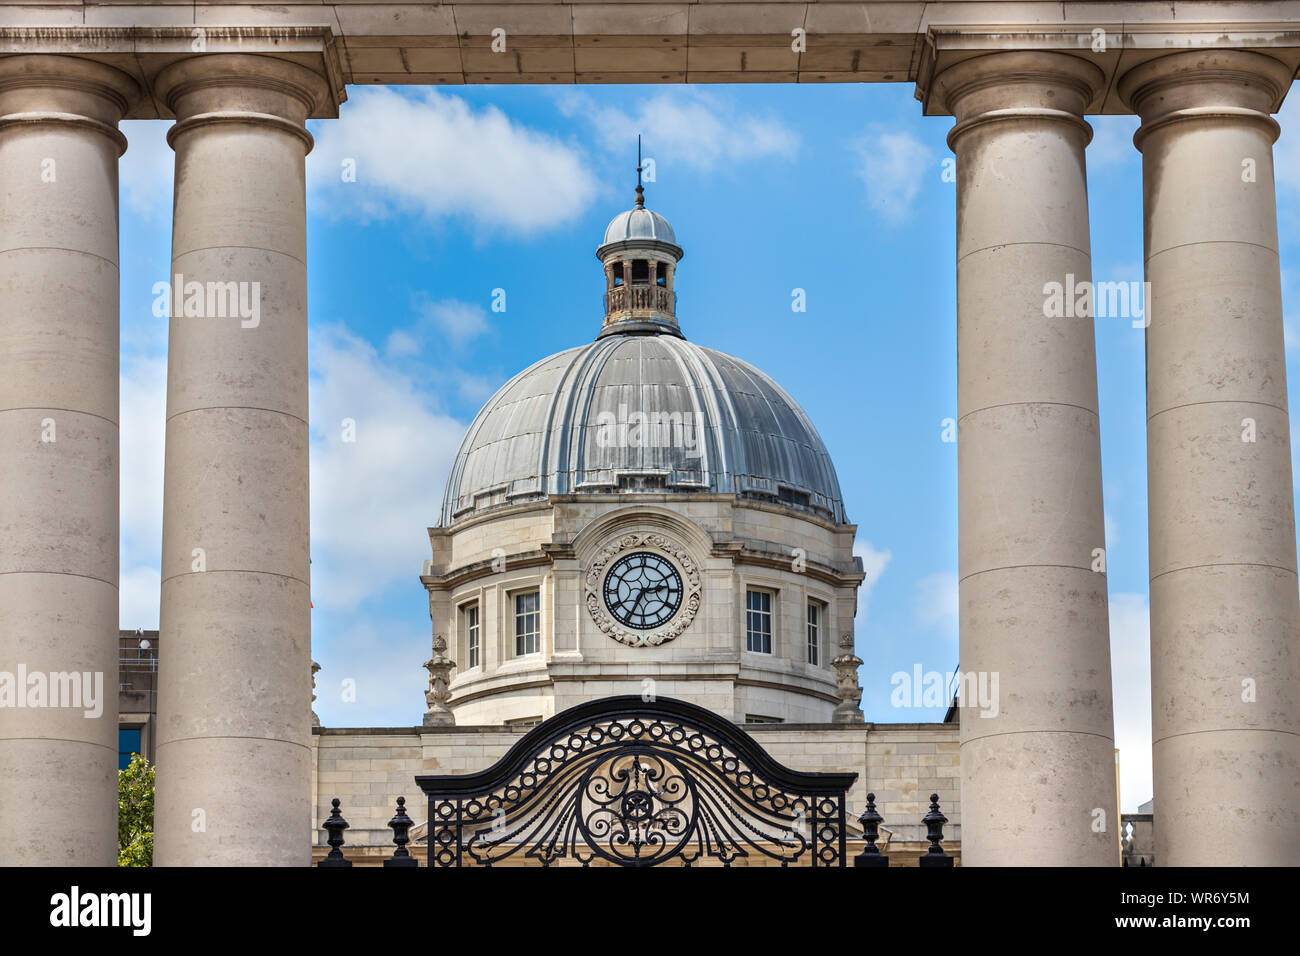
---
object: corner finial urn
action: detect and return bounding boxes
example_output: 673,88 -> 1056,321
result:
422,634 -> 456,727
831,633 -> 864,724
311,660 -> 321,727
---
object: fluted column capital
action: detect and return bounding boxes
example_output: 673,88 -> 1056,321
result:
154,53 -> 332,152
931,51 -> 1104,150
0,54 -> 138,155
1119,50 -> 1292,149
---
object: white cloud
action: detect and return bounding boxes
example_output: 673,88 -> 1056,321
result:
314,619 -> 429,727
420,298 -> 490,348
561,88 -> 798,173
308,324 -> 468,613
118,354 -> 167,629
452,369 -> 502,407
308,87 -> 599,235
119,120 -> 174,223
915,571 -> 958,631
119,354 -> 167,543
1096,262 -> 1144,285
854,540 -> 891,597
119,565 -> 161,631
851,541 -> 892,638
385,328 -> 420,358
854,128 -> 932,224
1109,592 -> 1153,813
384,297 -> 493,360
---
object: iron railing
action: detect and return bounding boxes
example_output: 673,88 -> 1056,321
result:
319,695 -> 958,868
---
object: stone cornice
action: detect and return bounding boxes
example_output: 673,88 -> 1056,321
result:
734,676 -> 839,706
448,676 -> 554,706
434,491 -> 856,537
424,537 -> 864,591
422,550 -> 553,590
714,540 -> 866,588
0,7 -> 1293,111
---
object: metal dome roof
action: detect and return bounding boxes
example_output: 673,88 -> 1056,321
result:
440,332 -> 846,525
601,205 -> 676,248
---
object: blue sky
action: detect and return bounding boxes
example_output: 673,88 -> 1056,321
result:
116,82 -> 1300,811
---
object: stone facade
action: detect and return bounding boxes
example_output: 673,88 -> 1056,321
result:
423,495 -> 864,727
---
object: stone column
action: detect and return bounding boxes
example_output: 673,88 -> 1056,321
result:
0,55 -> 136,866
934,52 -> 1118,865
153,55 -> 328,866
1120,51 -> 1300,867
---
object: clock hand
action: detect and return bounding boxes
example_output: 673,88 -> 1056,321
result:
624,585 -> 648,612
635,584 -> 668,610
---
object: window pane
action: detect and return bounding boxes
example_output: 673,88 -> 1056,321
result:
466,604 -> 480,668
118,728 -> 141,771
515,592 -> 540,656
807,602 -> 820,665
745,589 -> 772,654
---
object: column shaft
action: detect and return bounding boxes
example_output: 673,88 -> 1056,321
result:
0,55 -> 135,866
936,52 -> 1119,865
1121,51 -> 1300,867
153,55 -> 327,866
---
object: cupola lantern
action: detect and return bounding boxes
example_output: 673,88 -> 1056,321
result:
596,143 -> 683,338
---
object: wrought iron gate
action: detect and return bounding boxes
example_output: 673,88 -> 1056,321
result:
415,695 -> 857,867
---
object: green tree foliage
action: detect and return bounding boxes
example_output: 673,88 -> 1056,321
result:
118,753 -> 154,867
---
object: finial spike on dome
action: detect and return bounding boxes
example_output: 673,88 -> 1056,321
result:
635,134 -> 645,208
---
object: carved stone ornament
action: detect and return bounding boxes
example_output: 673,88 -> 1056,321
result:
311,660 -> 321,728
584,532 -> 702,648
423,634 -> 457,727
831,632 -> 864,724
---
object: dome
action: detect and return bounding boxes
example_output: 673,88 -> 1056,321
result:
600,205 -> 677,249
440,333 -> 846,525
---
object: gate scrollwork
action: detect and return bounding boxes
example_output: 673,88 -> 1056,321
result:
415,696 -> 856,867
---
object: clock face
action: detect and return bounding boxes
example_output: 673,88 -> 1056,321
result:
603,551 -> 684,630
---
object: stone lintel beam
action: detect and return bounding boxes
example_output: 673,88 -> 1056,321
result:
0,5 -> 1295,102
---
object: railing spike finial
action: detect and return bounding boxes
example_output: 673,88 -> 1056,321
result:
384,796 -> 419,867
917,793 -> 954,868
318,797 -> 353,868
854,792 -> 889,867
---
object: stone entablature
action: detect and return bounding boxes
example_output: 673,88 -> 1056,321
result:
310,720 -> 963,866
422,496 -> 864,726
5,7 -> 1300,96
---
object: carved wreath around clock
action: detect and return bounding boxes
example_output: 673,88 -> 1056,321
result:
585,533 -> 702,647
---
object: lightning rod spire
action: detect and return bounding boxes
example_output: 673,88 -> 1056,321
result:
635,134 -> 645,208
